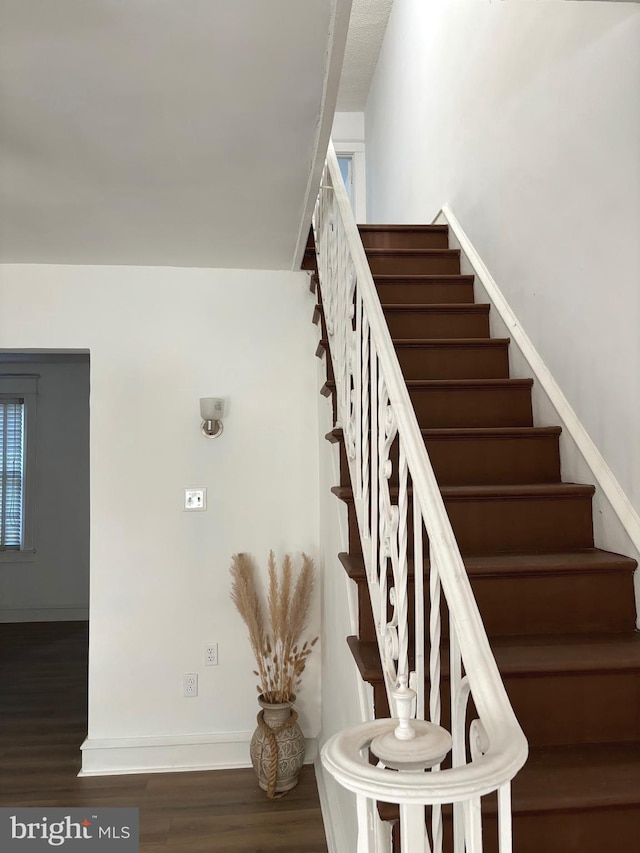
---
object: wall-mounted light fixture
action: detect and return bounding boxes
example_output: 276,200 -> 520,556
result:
200,397 -> 225,438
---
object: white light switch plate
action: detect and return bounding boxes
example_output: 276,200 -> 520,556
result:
184,488 -> 207,511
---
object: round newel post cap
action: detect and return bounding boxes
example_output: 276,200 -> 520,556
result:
370,679 -> 452,772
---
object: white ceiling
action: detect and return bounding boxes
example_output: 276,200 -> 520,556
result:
0,0 -> 350,269
337,0 -> 394,111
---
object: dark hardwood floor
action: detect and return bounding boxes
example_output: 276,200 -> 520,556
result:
0,621 -> 328,852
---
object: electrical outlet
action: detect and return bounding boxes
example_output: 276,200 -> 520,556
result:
183,673 -> 198,697
204,643 -> 218,666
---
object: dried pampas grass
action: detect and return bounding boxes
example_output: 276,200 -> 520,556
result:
230,551 -> 318,704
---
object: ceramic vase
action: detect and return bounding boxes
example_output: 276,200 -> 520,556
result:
250,694 -> 305,795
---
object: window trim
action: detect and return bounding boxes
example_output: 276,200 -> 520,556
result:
0,375 -> 38,563
333,140 -> 366,223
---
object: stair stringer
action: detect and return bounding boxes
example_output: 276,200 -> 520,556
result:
436,205 -> 640,625
312,288 -> 390,853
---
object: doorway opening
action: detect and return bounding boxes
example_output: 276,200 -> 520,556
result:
0,349 -> 90,775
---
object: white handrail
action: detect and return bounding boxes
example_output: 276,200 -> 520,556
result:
314,141 -> 528,851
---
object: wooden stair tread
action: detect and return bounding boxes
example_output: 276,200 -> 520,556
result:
389,337 -> 505,348
443,483 -> 594,499
422,426 -> 561,439
346,636 -> 383,683
322,377 -> 533,393
328,423 -> 565,487
463,548 -> 637,576
359,225 -> 449,233
327,425 -> 562,442
332,482 -> 595,501
380,303 -> 489,313
360,225 -> 451,251
510,741 -> 640,813
346,632 -> 640,685
373,274 -> 474,283
489,632 -> 640,676
339,549 -> 637,581
301,248 -> 316,270
406,378 -> 533,389
364,248 -> 460,258
318,337 -> 509,349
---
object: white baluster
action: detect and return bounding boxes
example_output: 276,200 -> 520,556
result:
413,493 -> 425,721
354,283 -> 363,494
339,249 -> 346,423
356,794 -> 376,853
400,803 -> 430,853
430,787 -> 443,853
464,796 -> 483,853
450,627 -> 465,853
378,380 -> 390,668
370,344 -> 378,585
378,419 -> 388,648
429,558 -> 442,727
361,312 -> 370,539
346,263 -> 358,466
380,399 -> 400,688
450,630 -> 464,766
395,441 -> 409,685
428,554 -> 443,853
498,783 -> 513,853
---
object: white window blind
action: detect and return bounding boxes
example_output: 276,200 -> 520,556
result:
0,398 -> 25,549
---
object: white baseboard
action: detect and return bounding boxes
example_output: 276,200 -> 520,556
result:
0,607 -> 89,623
80,732 -> 318,777
435,204 -> 640,619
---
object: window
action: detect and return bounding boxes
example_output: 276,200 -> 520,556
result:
337,155 -> 354,209
0,399 -> 24,549
0,375 -> 37,561
333,141 -> 366,222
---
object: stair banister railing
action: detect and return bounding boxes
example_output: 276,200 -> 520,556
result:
314,141 -> 528,853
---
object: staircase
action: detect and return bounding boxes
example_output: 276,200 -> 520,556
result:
311,224 -> 640,851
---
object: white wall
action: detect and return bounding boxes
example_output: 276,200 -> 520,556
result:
0,264 -> 320,772
365,0 -> 640,513
315,354 -> 365,852
332,111 -> 365,143
332,111 -> 367,223
0,356 -> 90,621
